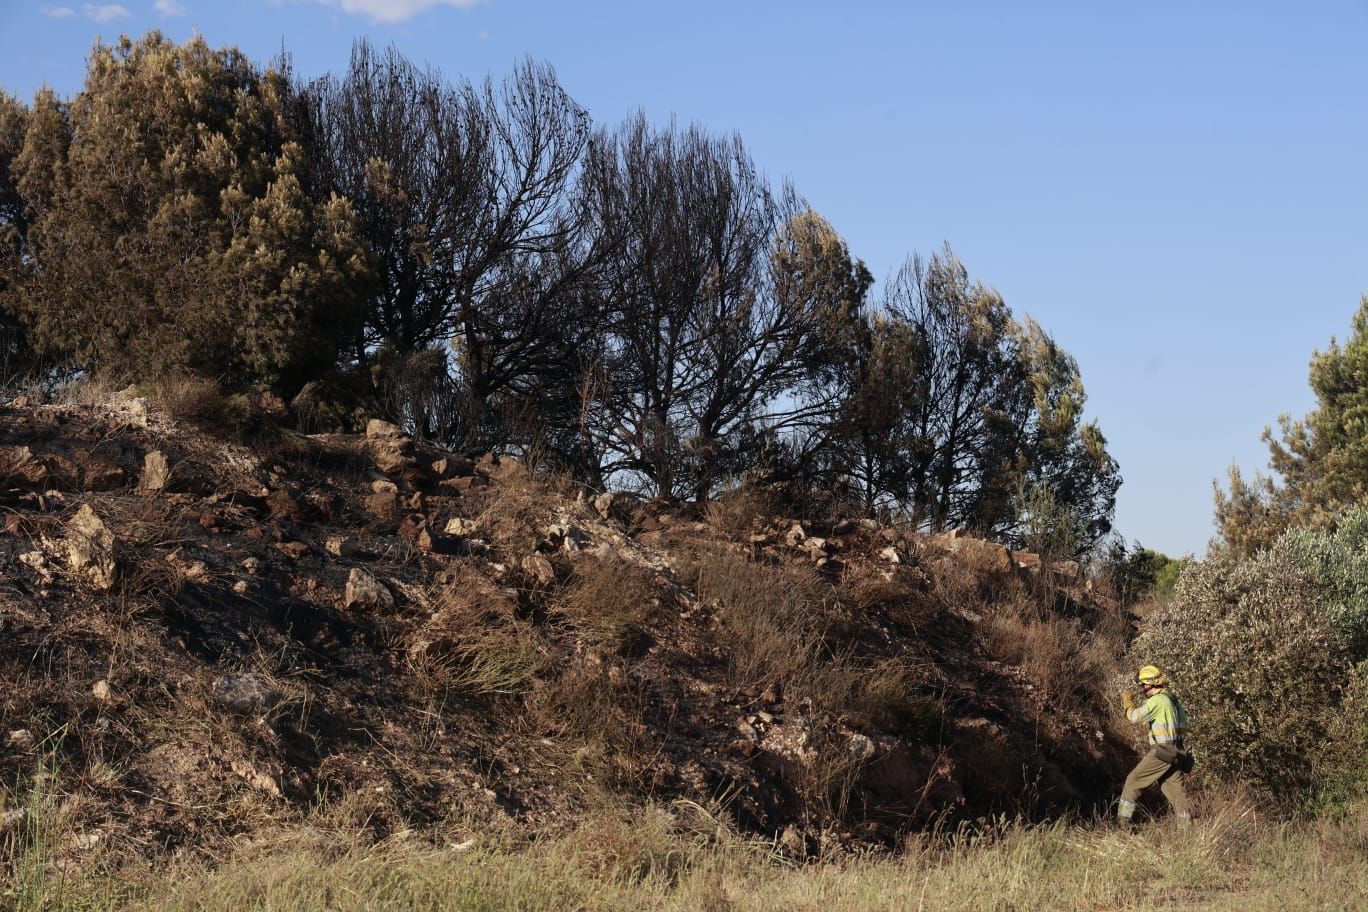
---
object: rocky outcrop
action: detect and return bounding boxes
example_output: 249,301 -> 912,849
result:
65,504 -> 118,591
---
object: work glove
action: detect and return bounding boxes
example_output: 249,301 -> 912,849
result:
1121,690 -> 1138,713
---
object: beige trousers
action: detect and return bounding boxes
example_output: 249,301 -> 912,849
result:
1118,747 -> 1190,820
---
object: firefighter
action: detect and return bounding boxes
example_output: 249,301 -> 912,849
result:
1118,664 -> 1191,825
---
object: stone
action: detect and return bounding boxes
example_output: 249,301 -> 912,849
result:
232,580 -> 250,595
19,550 -> 52,583
521,554 -> 556,586
364,490 -> 401,523
139,450 -> 171,492
431,456 -> 476,479
1012,551 -> 1042,573
933,532 -> 1013,576
848,733 -> 877,760
785,522 -> 807,546
879,547 -> 902,564
398,514 -> 439,553
275,541 -> 310,560
366,419 -> 404,439
1050,560 -> 1081,580
370,478 -> 399,495
441,475 -> 489,494
444,517 -> 479,537
66,504 -> 118,590
543,520 -> 588,553
91,679 -> 113,704
345,568 -> 394,611
3,446 -> 49,488
324,536 -> 360,558
241,556 -> 264,574
735,719 -> 760,742
478,453 -> 525,481
212,673 -> 280,716
7,729 -> 35,751
802,536 -> 829,554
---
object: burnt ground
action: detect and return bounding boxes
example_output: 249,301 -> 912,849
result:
0,394 -> 1141,866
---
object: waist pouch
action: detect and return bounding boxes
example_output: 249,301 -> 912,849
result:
1154,743 -> 1194,773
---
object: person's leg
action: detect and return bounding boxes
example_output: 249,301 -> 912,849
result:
1158,767 -> 1191,821
1119,750 -> 1169,821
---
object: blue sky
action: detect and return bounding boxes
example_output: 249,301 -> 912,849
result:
2,0 -> 1365,557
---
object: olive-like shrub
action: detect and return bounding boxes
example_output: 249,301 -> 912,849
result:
1134,537 -> 1365,803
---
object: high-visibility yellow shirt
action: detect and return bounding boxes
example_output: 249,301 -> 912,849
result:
1126,691 -> 1188,745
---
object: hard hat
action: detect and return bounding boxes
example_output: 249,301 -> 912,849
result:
1136,664 -> 1167,687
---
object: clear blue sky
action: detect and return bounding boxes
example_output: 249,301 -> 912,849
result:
2,0 -> 1365,557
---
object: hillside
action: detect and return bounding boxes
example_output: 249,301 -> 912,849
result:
1,391 -> 1138,870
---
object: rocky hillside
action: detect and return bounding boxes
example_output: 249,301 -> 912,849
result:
0,392 -> 1138,863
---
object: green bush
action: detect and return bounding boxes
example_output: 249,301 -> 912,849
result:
1134,540 -> 1364,803
1281,506 -> 1368,662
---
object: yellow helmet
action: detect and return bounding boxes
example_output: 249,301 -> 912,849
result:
1136,664 -> 1167,687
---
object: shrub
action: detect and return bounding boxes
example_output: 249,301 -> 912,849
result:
1281,506 -> 1368,662
1134,542 -> 1364,802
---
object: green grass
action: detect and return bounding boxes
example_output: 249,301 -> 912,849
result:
12,794 -> 1368,912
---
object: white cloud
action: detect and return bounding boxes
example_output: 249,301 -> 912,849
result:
311,0 -> 482,25
40,5 -> 77,17
82,3 -> 130,21
154,0 -> 187,14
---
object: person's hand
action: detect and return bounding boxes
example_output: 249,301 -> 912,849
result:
1121,690 -> 1138,712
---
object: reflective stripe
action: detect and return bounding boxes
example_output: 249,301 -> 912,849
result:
1117,799 -> 1136,820
1143,692 -> 1188,745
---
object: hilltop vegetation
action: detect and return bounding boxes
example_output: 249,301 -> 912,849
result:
0,32 -> 1119,553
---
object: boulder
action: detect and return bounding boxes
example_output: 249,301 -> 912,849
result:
345,568 -> 394,611
431,456 -> 476,479
364,490 -> 401,524
1012,551 -> 1042,573
66,504 -> 118,590
932,532 -> 1013,576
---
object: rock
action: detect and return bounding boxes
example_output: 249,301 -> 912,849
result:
345,568 -> 394,611
66,504 -> 118,590
542,520 -> 588,553
139,450 -> 171,492
779,825 -> 808,859
232,580 -> 250,595
1012,551 -> 1042,573
275,541 -> 310,561
933,532 -> 1013,576
324,536 -> 360,558
19,550 -> 53,583
364,490 -> 401,524
241,556 -> 264,574
735,719 -> 760,742
212,673 -> 280,716
431,456 -> 475,479
478,453 -> 525,481
441,474 -> 490,494
756,711 -> 776,724
398,514 -> 440,553
404,491 -> 426,512
7,729 -> 35,751
785,522 -> 807,546
1050,560 -> 1080,580
366,419 -> 404,440
3,446 -> 49,488
802,536 -> 829,555
91,679 -> 114,704
444,517 -> 479,537
848,733 -> 877,760
878,547 -> 902,564
370,479 -> 399,495
521,554 -> 556,586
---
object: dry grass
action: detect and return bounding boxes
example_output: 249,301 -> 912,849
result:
13,789 -> 1368,912
559,555 -> 661,657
